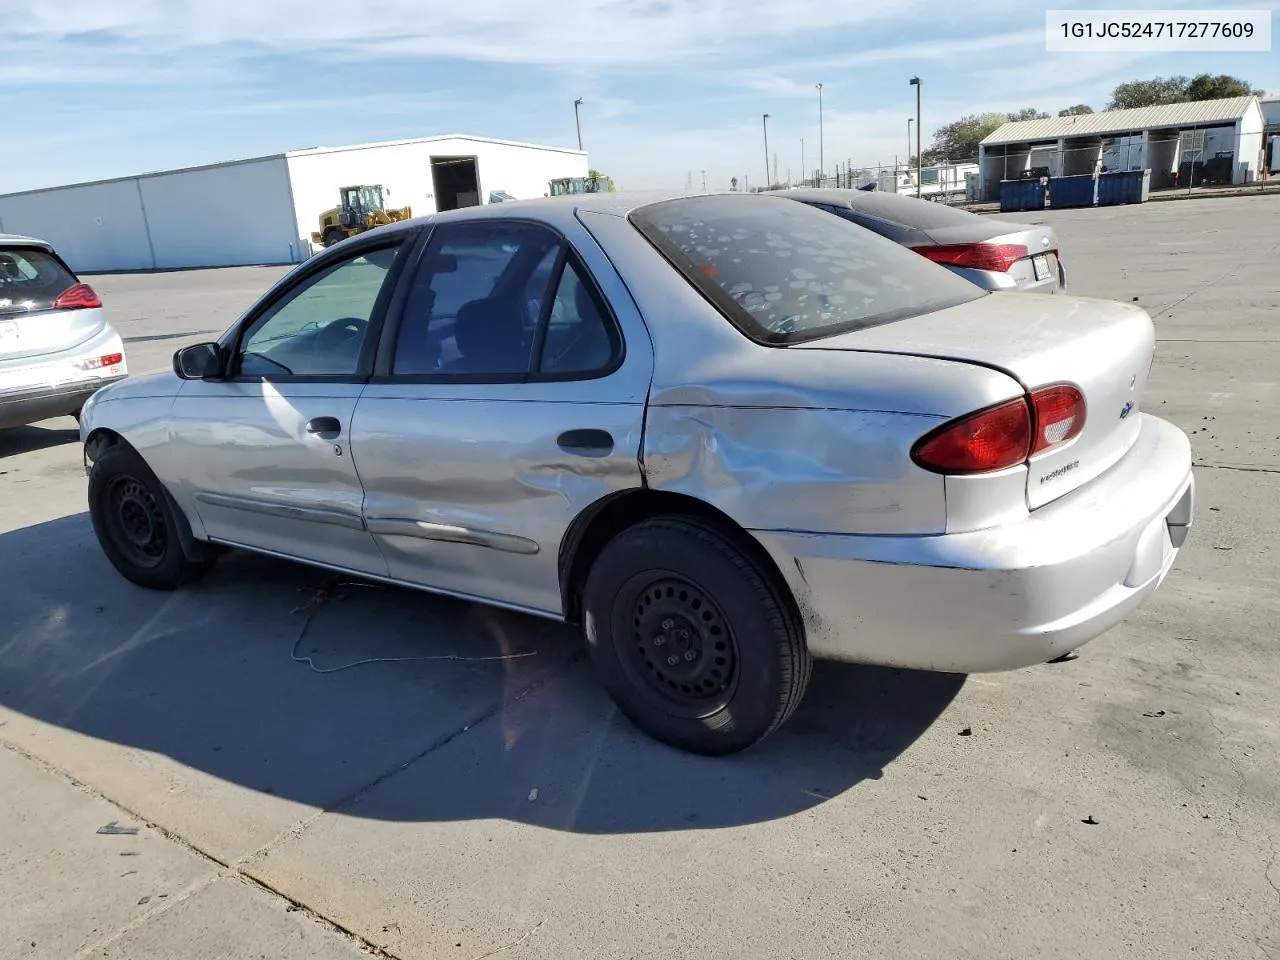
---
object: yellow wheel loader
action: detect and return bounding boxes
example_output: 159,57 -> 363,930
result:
311,185 -> 412,248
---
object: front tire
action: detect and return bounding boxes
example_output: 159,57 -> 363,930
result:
88,444 -> 216,590
582,516 -> 811,755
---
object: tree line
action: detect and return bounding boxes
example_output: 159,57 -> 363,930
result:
915,73 -> 1265,166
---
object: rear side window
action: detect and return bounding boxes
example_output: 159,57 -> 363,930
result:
630,195 -> 983,344
0,247 -> 77,316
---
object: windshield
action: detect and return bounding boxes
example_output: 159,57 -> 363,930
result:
0,246 -> 78,316
344,186 -> 383,212
629,194 -> 984,344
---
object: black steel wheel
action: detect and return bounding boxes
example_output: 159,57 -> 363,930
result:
618,574 -> 739,718
582,515 -> 811,755
88,442 -> 217,590
103,474 -> 168,568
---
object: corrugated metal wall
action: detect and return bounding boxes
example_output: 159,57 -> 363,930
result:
0,157 -> 300,273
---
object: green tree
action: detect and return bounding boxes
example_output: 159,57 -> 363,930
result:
922,108 -> 1049,164
1108,76 -> 1190,109
1058,104 -> 1094,116
1186,73 -> 1263,100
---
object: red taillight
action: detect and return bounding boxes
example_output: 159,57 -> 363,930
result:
52,282 -> 102,310
1030,384 -> 1086,455
911,398 -> 1032,475
75,352 -> 124,371
917,243 -> 1030,273
912,384 -> 1086,475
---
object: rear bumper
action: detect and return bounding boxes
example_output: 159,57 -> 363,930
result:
949,256 -> 1065,294
0,376 -> 127,429
755,413 -> 1193,673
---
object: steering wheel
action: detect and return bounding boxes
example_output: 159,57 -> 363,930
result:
311,317 -> 367,356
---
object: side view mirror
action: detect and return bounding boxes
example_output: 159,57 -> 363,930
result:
174,342 -> 224,380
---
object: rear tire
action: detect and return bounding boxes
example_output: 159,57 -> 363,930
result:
582,516 -> 811,755
88,444 -> 216,590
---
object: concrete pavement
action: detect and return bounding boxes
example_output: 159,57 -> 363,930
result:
2,195 -> 1277,960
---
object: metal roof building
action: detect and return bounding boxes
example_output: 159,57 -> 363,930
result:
0,134 -> 587,273
977,96 -> 1267,200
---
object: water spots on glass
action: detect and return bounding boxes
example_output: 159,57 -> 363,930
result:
637,194 -> 981,339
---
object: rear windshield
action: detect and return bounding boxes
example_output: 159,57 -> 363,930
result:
0,246 -> 77,316
629,195 -> 983,344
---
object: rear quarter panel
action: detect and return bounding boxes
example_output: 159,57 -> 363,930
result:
577,209 -> 1027,536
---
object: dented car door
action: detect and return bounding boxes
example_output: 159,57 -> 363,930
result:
350,215 -> 653,616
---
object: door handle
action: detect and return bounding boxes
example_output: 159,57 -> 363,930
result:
305,416 -> 342,438
558,429 -> 614,456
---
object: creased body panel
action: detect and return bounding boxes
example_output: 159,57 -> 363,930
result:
351,389 -> 648,615
644,405 -> 948,535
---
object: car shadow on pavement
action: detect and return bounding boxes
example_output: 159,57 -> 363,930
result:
0,513 -> 964,835
0,422 -> 80,457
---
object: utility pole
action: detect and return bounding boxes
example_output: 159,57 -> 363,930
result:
800,138 -> 805,186
816,83 -> 825,183
762,114 -> 771,189
701,170 -> 707,191
574,97 -> 584,151
910,76 -> 922,198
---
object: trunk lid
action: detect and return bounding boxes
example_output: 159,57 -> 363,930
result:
792,293 -> 1154,509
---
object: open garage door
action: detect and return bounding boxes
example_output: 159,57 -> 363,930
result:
430,157 -> 480,212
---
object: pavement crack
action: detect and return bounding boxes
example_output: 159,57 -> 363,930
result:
1194,462 -> 1280,476
0,736 -> 409,960
1266,835 -> 1280,906
1154,237 -> 1280,320
468,918 -> 547,960
69,874 -> 220,960
238,651 -> 585,869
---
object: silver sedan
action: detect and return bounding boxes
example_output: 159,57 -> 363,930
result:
779,188 -> 1066,293
79,191 -> 1193,755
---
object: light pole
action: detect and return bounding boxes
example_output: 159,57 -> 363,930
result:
574,97 -> 584,151
816,83 -> 824,183
909,76 -> 922,198
762,114 -> 771,188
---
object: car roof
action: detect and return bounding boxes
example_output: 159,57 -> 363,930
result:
0,233 -> 54,251
392,189 -> 797,231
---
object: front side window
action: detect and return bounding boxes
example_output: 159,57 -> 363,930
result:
236,244 -> 401,378
630,194 -> 983,344
391,221 -> 562,377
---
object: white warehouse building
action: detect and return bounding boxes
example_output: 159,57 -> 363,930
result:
0,134 -> 588,274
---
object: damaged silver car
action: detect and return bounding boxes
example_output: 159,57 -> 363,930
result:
80,191 -> 1193,755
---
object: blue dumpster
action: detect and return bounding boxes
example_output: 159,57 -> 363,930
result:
1048,175 -> 1095,208
1097,169 -> 1152,205
999,179 -> 1046,212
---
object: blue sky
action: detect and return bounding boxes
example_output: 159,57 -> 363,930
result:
3,0 -> 1278,195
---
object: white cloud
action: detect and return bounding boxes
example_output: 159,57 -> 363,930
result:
12,0 -> 945,66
